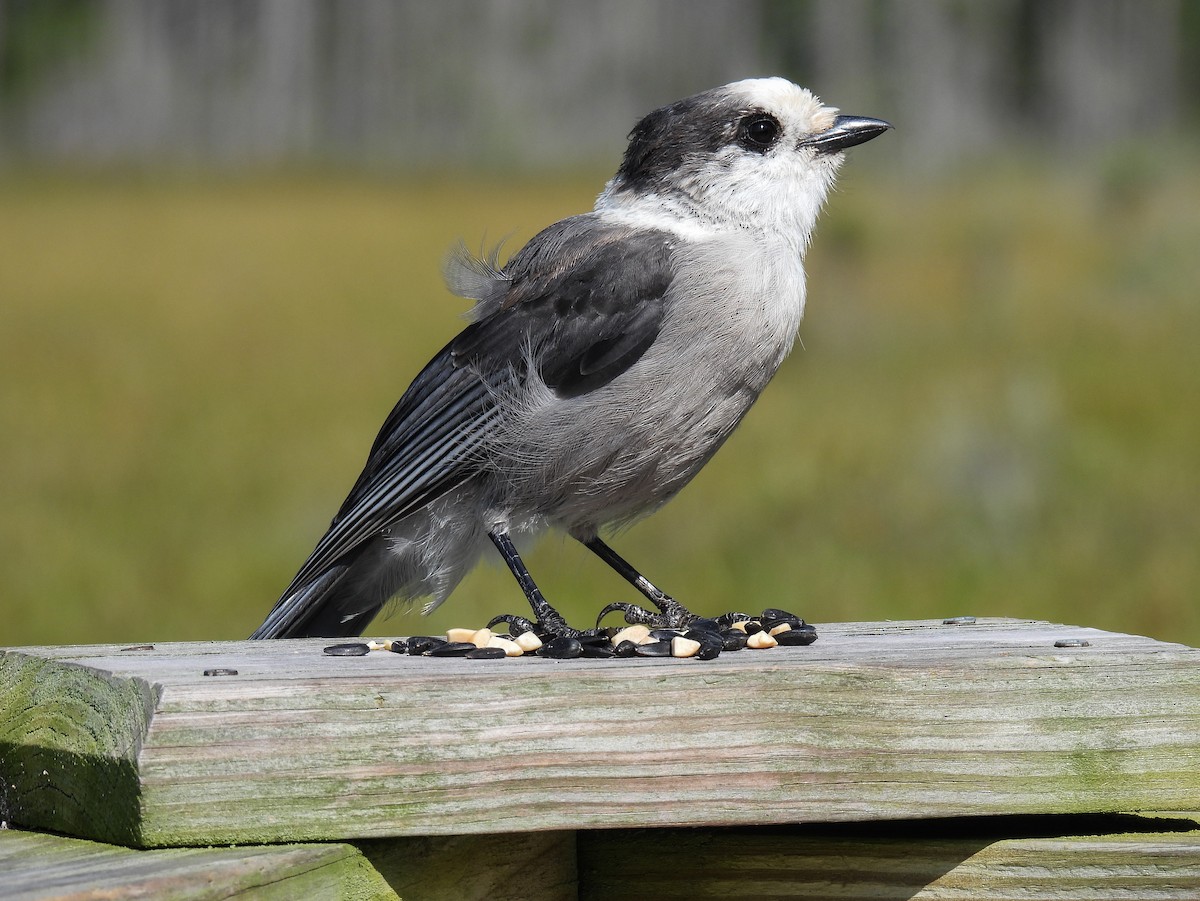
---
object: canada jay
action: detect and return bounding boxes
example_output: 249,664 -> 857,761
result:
251,77 -> 890,640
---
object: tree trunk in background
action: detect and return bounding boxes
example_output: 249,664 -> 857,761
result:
809,0 -> 878,113
1038,0 -> 1180,151
885,0 -> 1022,170
0,0 -> 1188,171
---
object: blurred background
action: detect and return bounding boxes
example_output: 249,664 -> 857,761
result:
1,0 -> 1197,648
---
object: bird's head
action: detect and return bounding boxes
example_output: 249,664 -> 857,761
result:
597,77 -> 890,246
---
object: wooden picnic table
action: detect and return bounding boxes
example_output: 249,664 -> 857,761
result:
3,617 -> 1198,898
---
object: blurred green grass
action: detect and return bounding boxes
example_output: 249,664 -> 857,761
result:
1,163 -> 1197,648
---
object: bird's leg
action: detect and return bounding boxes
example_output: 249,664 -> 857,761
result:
583,537 -> 698,630
487,530 -> 580,638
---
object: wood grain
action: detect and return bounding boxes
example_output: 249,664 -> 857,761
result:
3,619 -> 1198,848
577,817 -> 1200,900
0,829 -> 395,900
359,831 -> 577,901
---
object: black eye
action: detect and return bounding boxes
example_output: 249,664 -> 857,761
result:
738,114 -> 782,152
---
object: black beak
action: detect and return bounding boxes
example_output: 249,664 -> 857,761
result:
803,115 -> 892,154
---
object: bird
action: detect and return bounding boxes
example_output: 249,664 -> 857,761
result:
250,77 -> 890,640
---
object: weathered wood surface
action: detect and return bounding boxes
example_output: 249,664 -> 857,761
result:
8,817 -> 1200,901
357,830 -> 577,901
2,619 -> 1198,848
0,828 -> 395,900
577,815 -> 1200,900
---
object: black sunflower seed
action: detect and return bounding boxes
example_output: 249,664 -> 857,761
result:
720,630 -> 750,651
649,628 -> 685,640
581,644 -> 616,658
323,643 -> 370,656
428,641 -> 478,657
634,639 -> 672,657
407,636 -> 447,655
716,611 -> 753,627
613,640 -> 640,657
577,630 -> 615,648
688,629 -> 724,658
539,636 -> 584,659
775,625 -> 818,646
466,646 -> 507,659
760,607 -> 800,622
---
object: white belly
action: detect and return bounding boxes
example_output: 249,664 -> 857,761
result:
491,230 -> 807,534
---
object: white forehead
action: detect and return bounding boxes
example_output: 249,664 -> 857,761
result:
724,77 -> 839,133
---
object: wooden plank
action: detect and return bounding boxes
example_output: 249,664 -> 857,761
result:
359,831 -> 577,901
0,828 -> 396,900
3,619 -> 1199,847
577,815 -> 1200,899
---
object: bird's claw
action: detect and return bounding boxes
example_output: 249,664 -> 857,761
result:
595,601 -> 659,628
487,611 -> 580,639
595,598 -> 697,630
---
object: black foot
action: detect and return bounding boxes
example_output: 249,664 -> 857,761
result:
580,537 -> 700,630
595,602 -> 657,628
487,530 -> 582,639
595,597 -> 698,630
487,611 -> 580,640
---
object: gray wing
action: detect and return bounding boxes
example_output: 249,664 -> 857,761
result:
454,214 -> 676,396
251,214 -> 676,638
250,353 -> 505,638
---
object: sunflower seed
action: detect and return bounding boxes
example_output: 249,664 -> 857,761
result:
487,635 -> 524,657
466,646 -> 507,660
612,624 -> 652,646
407,636 -> 447,655
634,639 -> 673,657
323,643 -> 370,657
746,631 -> 778,649
428,641 -> 478,657
671,637 -> 701,658
775,625 -> 818,646
539,636 -> 584,659
514,631 -> 544,653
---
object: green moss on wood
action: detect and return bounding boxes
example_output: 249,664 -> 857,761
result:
0,651 -> 155,844
0,828 -> 398,900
